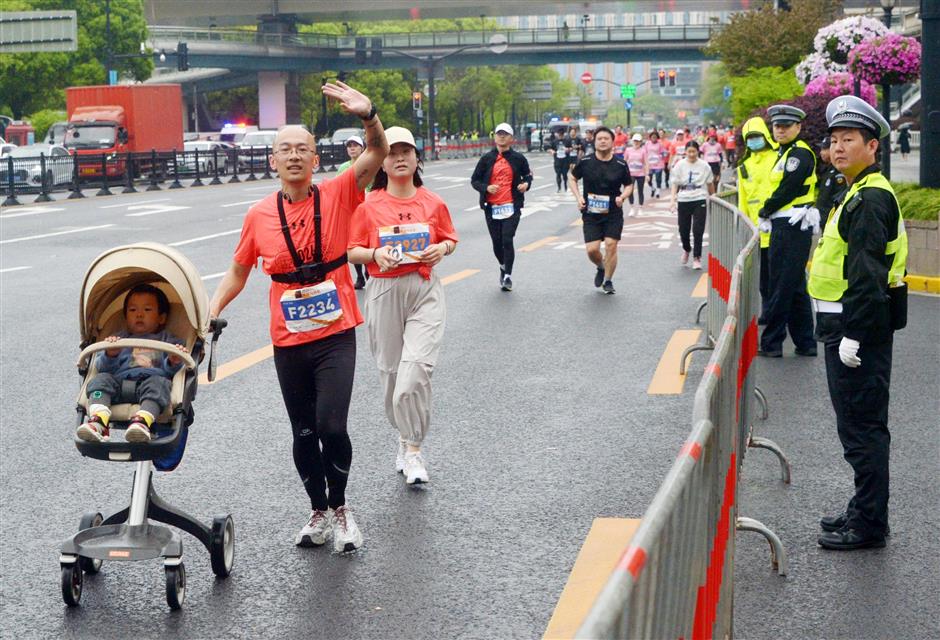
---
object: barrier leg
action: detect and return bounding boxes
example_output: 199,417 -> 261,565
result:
736,516 -> 788,576
754,386 -> 769,419
747,434 -> 792,484
695,300 -> 707,324
679,338 -> 714,375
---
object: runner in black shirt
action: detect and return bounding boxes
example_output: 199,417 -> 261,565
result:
569,126 -> 633,294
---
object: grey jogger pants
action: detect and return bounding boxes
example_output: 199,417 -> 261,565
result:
364,271 -> 446,446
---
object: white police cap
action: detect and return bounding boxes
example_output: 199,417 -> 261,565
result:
826,95 -> 890,139
767,104 -> 806,124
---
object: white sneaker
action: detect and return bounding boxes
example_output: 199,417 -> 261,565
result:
295,509 -> 332,547
331,505 -> 363,553
681,250 -> 690,266
395,438 -> 407,473
692,258 -> 703,270
404,451 -> 429,485
629,206 -> 637,218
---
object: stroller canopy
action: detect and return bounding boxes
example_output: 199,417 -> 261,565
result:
80,242 -> 210,343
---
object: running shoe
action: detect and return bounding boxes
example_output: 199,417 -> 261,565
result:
125,416 -> 152,442
295,509 -> 331,547
680,250 -> 690,266
501,274 -> 513,292
396,438 -> 407,473
602,280 -> 616,295
354,276 -> 366,290
404,451 -> 430,485
594,267 -> 605,288
76,416 -> 110,442
692,258 -> 702,270
332,505 -> 363,553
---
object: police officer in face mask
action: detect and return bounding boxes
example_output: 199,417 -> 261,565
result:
815,136 -> 847,233
809,95 -> 908,551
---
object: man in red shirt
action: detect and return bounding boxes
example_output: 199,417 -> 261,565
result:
208,81 -> 388,554
613,124 -> 629,157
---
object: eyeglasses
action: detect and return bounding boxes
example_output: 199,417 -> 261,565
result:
274,145 -> 315,157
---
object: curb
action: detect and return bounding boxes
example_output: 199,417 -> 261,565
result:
905,273 -> 940,295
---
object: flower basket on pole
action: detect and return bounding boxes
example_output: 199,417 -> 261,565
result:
848,33 -> 922,86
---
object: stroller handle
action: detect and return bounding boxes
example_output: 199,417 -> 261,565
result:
77,339 -> 198,372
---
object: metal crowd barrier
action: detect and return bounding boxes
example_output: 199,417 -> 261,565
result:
577,195 -> 788,639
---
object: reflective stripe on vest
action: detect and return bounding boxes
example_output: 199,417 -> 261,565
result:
767,140 -> 817,210
808,172 -> 908,302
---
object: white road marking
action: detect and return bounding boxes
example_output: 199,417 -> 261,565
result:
0,266 -> 32,273
241,185 -> 276,192
528,183 -> 554,192
169,229 -> 240,247
435,184 -> 464,190
0,206 -> 65,219
125,204 -> 190,217
0,224 -> 115,245
463,205 -> 480,212
221,199 -> 260,208
200,271 -> 227,280
99,198 -> 169,209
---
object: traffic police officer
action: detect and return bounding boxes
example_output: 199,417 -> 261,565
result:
757,104 -> 819,357
809,95 -> 907,550
737,116 -> 778,323
815,136 -> 847,233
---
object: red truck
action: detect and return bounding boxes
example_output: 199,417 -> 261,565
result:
64,84 -> 183,178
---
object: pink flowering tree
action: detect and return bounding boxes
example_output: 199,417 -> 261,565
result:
804,72 -> 877,106
795,16 -> 889,85
848,33 -> 922,86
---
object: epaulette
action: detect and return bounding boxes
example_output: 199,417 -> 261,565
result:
844,191 -> 863,213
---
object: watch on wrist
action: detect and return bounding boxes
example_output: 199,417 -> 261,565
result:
362,104 -> 377,121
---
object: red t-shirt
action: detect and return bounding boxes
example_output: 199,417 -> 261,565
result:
613,132 -> 629,154
486,154 -> 514,205
232,170 -> 365,347
349,187 -> 459,280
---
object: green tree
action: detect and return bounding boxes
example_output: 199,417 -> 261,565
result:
729,66 -> 803,122
704,0 -> 841,76
699,63 -> 733,123
27,109 -> 67,139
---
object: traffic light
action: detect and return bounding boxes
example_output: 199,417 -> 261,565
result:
176,42 -> 189,72
355,37 -> 367,65
668,69 -> 677,86
412,91 -> 422,111
371,37 -> 382,64
658,69 -> 666,87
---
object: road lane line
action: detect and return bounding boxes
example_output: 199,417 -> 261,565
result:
570,218 -> 583,227
0,206 -> 65,219
0,266 -> 32,273
0,224 -> 115,245
434,184 -> 464,190
647,329 -> 702,395
169,229 -> 241,247
99,198 -> 169,209
463,205 -> 480,212
519,236 -> 560,253
201,271 -> 227,281
528,183 -> 554,192
221,199 -> 260,208
200,267 -> 478,385
692,273 -> 708,298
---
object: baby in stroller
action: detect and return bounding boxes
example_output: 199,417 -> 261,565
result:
77,284 -> 190,443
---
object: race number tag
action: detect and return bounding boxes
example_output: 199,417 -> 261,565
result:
587,193 -> 610,214
280,280 -> 343,333
491,203 -> 514,220
378,223 -> 431,264
628,160 -> 644,173
556,146 -> 567,159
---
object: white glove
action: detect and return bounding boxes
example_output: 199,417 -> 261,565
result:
758,218 -> 772,234
787,208 -> 807,226
802,207 -> 821,234
838,337 -> 861,368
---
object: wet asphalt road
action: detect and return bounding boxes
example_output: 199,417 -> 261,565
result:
1,153 -> 937,639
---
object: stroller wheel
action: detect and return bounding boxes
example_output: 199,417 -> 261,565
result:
165,563 -> 186,610
78,512 -> 103,574
209,515 -> 235,578
61,563 -> 83,607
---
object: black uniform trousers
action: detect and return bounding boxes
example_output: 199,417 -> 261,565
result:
823,333 -> 892,535
761,218 -> 815,352
759,246 -> 769,322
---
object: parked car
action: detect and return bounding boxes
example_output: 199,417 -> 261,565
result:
330,127 -> 365,147
43,121 -> 69,145
176,140 -> 232,175
237,130 -> 277,171
0,144 -> 72,190
0,142 -> 17,159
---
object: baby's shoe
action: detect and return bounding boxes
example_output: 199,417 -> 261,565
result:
125,414 -> 152,443
76,415 -> 110,442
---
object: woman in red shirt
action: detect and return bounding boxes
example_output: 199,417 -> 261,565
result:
348,127 -> 458,486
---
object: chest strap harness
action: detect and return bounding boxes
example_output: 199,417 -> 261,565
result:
270,184 -> 348,285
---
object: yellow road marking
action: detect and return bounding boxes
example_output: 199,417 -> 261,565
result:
519,235 -> 560,252
201,269 -> 479,385
647,329 -> 702,395
543,518 -> 641,640
692,273 -> 708,298
570,218 -> 583,227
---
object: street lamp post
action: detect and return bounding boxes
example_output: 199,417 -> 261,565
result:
880,0 -> 896,180
105,0 -> 113,85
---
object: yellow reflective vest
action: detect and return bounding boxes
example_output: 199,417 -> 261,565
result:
808,172 -> 908,301
766,139 -> 817,210
737,117 -> 778,249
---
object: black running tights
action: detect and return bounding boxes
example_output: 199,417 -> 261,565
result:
485,209 -> 522,275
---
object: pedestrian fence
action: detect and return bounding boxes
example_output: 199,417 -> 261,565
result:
576,194 -> 788,639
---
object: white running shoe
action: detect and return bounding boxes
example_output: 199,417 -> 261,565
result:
332,505 -> 363,553
295,509 -> 332,547
395,438 -> 407,473
404,451 -> 430,485
681,250 -> 690,266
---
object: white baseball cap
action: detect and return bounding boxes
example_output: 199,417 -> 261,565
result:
632,133 -> 643,141
494,122 -> 514,135
385,126 -> 417,149
345,135 -> 364,147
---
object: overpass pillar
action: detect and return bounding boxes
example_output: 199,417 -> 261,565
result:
258,71 -> 302,129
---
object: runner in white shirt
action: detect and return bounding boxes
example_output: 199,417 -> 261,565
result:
669,140 -> 715,270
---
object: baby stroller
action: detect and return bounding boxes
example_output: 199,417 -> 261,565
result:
59,242 -> 230,610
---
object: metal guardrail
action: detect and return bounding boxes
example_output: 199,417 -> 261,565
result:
576,194 -> 788,639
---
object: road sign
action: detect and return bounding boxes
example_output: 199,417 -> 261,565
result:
620,84 -> 636,99
580,72 -> 593,85
624,99 -> 633,110
563,97 -> 581,109
0,10 -> 77,53
523,81 -> 553,101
